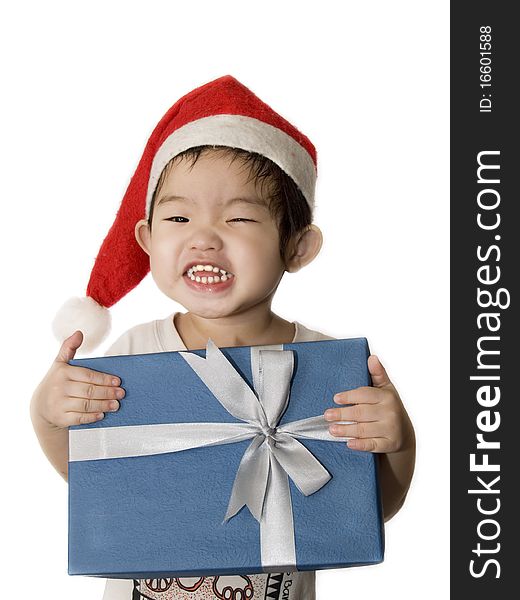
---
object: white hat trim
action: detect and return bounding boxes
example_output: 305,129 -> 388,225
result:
146,114 -> 316,217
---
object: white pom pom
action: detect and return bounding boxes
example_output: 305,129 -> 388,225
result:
52,297 -> 111,354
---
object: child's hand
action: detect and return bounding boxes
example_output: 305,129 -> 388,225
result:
324,355 -> 413,453
31,331 -> 125,429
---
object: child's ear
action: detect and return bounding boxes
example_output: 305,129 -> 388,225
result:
135,219 -> 152,256
285,224 -> 323,273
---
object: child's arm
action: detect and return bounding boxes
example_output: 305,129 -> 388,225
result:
30,331 -> 125,481
324,355 -> 415,521
377,433 -> 415,521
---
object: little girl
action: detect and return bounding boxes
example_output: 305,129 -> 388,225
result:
31,75 -> 415,600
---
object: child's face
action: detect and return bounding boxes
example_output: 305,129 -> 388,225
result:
135,152 -> 287,320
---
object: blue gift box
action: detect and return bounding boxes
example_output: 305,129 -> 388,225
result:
68,337 -> 384,578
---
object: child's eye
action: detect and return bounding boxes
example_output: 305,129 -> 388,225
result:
165,216 -> 189,223
229,218 -> 256,223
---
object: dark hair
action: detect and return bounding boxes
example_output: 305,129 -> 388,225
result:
147,145 -> 312,263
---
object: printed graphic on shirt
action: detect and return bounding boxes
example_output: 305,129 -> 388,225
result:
130,572 -> 297,599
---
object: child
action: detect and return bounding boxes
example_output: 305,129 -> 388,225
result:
30,75 -> 415,600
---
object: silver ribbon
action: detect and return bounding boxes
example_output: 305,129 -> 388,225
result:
69,339 -> 351,570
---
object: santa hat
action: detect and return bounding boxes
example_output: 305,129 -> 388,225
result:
52,75 -> 318,353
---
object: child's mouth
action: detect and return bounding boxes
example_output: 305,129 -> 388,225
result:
183,264 -> 235,293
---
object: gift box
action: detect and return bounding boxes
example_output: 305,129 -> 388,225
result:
68,337 -> 384,578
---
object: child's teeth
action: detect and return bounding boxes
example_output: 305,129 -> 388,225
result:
186,264 -> 234,283
188,265 -> 232,277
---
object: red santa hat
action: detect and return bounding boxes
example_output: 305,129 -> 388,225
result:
52,74 -> 318,353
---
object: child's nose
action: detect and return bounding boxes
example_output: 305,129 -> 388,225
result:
187,226 -> 223,252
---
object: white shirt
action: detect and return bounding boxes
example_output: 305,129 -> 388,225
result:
102,313 -> 334,600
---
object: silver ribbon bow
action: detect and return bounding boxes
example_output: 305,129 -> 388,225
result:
69,339 -> 350,570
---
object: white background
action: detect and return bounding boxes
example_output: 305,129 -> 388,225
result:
0,1 -> 449,598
